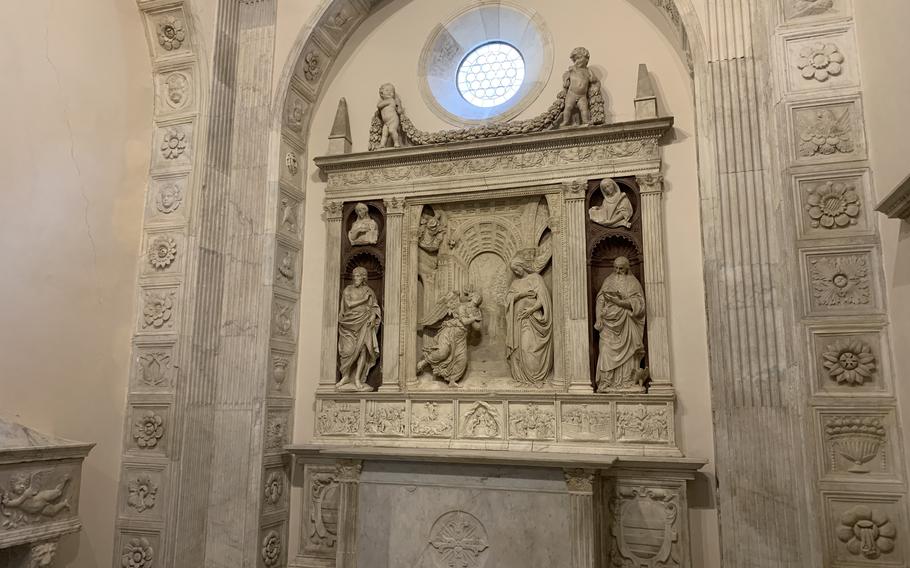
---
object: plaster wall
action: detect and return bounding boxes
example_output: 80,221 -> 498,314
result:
855,0 -> 910,484
286,0 -> 719,565
0,2 -> 153,567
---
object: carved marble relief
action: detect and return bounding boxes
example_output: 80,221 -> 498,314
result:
163,71 -> 191,110
561,404 -> 612,441
822,338 -> 876,385
347,203 -> 379,245
806,252 -> 874,312
784,0 -> 837,20
364,402 -> 407,436
509,403 -> 556,440
278,193 -> 302,238
337,266 -> 381,392
153,180 -> 184,216
275,246 -> 299,290
303,467 -> 339,554
428,511 -> 490,568
594,256 -> 648,392
264,411 -> 290,452
317,400 -> 361,436
134,346 -> 174,390
615,404 -> 670,443
141,289 -> 176,331
156,15 -> 186,52
132,409 -> 166,451
0,470 -> 72,529
270,350 -> 293,396
792,101 -> 865,163
825,493 -> 906,565
285,90 -> 307,134
810,327 -> 888,396
272,298 -> 297,342
126,473 -> 158,515
589,178 -> 633,228
417,290 -> 484,386
121,536 -> 154,568
800,177 -> 864,233
261,529 -> 282,567
835,505 -> 897,560
609,485 -> 681,568
410,402 -> 454,438
825,416 -> 887,474
160,127 -> 189,161
460,402 -> 503,440
263,470 -> 285,510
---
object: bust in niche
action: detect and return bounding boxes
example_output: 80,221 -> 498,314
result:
347,203 -> 378,246
589,179 -> 633,229
337,266 -> 380,392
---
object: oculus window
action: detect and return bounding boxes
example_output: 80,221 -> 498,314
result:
418,2 -> 553,125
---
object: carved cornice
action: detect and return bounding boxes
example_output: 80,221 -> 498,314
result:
876,173 -> 910,220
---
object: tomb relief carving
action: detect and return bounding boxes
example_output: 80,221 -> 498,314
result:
276,249 -> 297,287
132,410 -> 165,450
509,404 -> 556,440
589,178 -> 633,228
0,471 -> 71,528
822,339 -> 876,385
302,51 -> 321,83
461,402 -> 502,439
825,416 -> 887,474
410,402 -> 454,438
365,402 -> 407,436
285,151 -> 299,176
428,511 -> 489,568
610,485 -> 680,568
306,471 -> 339,552
280,196 -> 301,236
285,93 -> 305,133
808,253 -> 871,309
272,300 -> 295,339
347,203 -> 379,246
271,355 -> 290,390
594,257 -> 648,392
121,536 -> 154,568
561,404 -> 612,441
416,290 -> 484,387
265,413 -> 289,451
126,474 -> 158,514
155,182 -> 183,215
317,401 -> 360,436
616,405 -> 669,443
836,505 -> 897,560
337,266 -> 381,391
261,530 -> 281,567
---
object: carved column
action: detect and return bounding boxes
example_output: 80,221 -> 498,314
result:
636,174 -> 672,393
379,197 -> 405,391
334,459 -> 363,568
563,180 -> 594,393
564,469 -> 596,568
320,201 -> 344,392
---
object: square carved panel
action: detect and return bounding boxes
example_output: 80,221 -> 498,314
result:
147,174 -> 189,225
152,122 -> 195,171
316,399 -> 362,436
793,170 -> 873,239
560,403 -> 612,441
364,401 -> 407,437
120,463 -> 166,520
409,400 -> 455,439
126,404 -> 171,457
131,341 -> 177,393
155,67 -> 194,114
816,407 -> 902,483
116,529 -> 161,568
458,401 -> 504,440
615,403 -> 672,444
269,348 -> 295,398
782,27 -> 858,93
823,492 -> 906,567
781,0 -> 852,22
146,8 -> 192,60
789,98 -> 867,165
508,403 -> 556,441
808,324 -> 891,397
802,248 -> 880,316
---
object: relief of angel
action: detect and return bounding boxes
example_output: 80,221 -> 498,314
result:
1,471 -> 71,528
505,247 -> 553,386
416,289 -> 483,386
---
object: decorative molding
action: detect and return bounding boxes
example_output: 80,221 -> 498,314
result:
876,173 -> 910,220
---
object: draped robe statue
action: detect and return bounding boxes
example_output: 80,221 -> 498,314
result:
594,256 -> 646,391
588,178 -> 633,229
416,290 -> 483,386
505,248 -> 553,386
337,266 -> 381,391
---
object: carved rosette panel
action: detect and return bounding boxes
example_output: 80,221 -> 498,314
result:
428,511 -> 490,568
804,250 -> 877,314
824,494 -> 906,566
810,327 -> 888,396
609,485 -> 681,568
790,100 -> 866,165
795,173 -> 870,238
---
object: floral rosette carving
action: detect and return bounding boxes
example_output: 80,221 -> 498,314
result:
133,411 -> 165,449
806,180 -> 861,229
161,128 -> 188,160
302,51 -> 321,82
143,292 -> 174,328
822,339 -> 875,385
809,255 -> 870,307
121,537 -> 154,568
825,416 -> 886,473
797,109 -> 854,157
261,530 -> 282,566
796,43 -> 844,82
127,474 -> 158,513
836,505 -> 896,559
264,471 -> 284,506
157,16 -> 186,51
148,236 -> 177,269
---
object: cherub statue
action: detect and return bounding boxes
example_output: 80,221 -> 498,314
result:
416,289 -> 483,386
1,472 -> 71,527
560,47 -> 600,127
369,83 -> 404,150
588,178 -> 633,228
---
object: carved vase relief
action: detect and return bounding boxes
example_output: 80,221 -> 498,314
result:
428,511 -> 489,568
825,416 -> 887,474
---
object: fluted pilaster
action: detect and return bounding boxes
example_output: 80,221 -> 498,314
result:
563,180 -> 594,393
320,201 -> 344,392
637,174 -> 672,392
564,469 -> 596,568
334,460 -> 363,568
379,197 -> 405,391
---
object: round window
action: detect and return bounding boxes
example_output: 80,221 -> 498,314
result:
456,42 -> 526,108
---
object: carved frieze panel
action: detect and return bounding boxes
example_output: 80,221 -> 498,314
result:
127,405 -> 170,457
802,249 -> 879,315
132,341 -> 177,392
410,401 -> 455,439
155,68 -> 194,114
147,175 -> 188,224
816,408 -> 902,482
138,286 -> 180,333
146,8 -> 191,60
153,123 -> 194,170
117,531 -> 159,568
561,403 -> 612,441
120,464 -> 165,520
794,170 -> 872,239
277,190 -> 303,240
269,348 -> 295,398
789,98 -> 866,165
262,466 -> 288,514
782,28 -> 857,93
364,401 -> 407,437
0,462 -> 81,530
609,483 -> 682,568
459,401 -> 504,440
508,403 -> 556,441
823,492 -> 906,567
615,404 -> 671,444
316,400 -> 361,436
808,325 -> 890,397
301,465 -> 339,556
264,409 -> 291,455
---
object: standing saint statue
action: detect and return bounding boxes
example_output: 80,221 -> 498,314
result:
337,266 -> 381,391
505,248 -> 553,386
588,178 -> 633,229
347,202 -> 379,246
594,256 -> 647,391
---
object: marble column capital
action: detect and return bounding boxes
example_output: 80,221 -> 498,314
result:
383,196 -> 406,216
322,200 -> 344,221
564,468 -> 596,494
335,459 -> 363,483
636,173 -> 664,194
561,178 -> 588,200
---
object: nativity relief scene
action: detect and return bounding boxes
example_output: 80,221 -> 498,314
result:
312,47 -> 678,455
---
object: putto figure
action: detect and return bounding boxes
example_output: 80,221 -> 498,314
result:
506,248 -> 553,386
588,178 -> 633,228
594,256 -> 647,391
371,82 -> 404,149
337,266 -> 381,391
1,472 -> 71,528
347,202 -> 379,245
561,47 -> 600,127
417,290 -> 483,386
